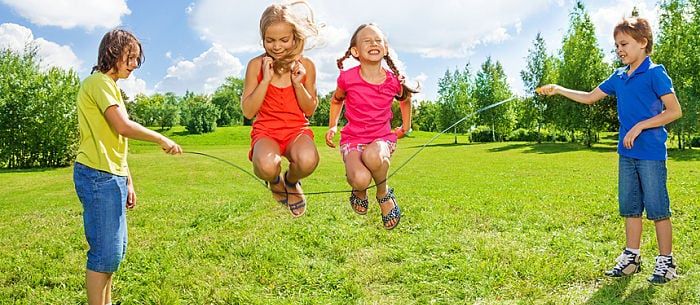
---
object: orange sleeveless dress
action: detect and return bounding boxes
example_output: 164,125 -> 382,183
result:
249,69 -> 313,160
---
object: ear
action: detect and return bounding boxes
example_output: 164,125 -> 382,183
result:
641,38 -> 648,50
350,46 -> 359,58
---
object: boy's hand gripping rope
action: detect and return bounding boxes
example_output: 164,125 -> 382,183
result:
185,96 -> 517,196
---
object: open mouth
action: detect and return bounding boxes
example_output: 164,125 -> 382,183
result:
368,50 -> 381,55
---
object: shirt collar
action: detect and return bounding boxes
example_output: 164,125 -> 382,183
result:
618,56 -> 651,79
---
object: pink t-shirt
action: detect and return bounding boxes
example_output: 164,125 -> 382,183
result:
338,65 -> 402,145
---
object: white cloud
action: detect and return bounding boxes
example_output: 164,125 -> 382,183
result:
0,23 -> 82,71
189,0 -> 552,97
117,74 -> 148,100
0,0 -> 130,30
154,43 -> 244,95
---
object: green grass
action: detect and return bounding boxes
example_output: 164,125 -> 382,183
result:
1,126 -> 698,304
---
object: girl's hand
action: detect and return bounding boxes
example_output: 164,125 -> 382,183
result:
535,84 -> 560,96
261,56 -> 274,83
160,138 -> 183,155
291,60 -> 306,85
325,126 -> 337,148
623,124 -> 643,149
126,177 -> 137,209
394,126 -> 409,139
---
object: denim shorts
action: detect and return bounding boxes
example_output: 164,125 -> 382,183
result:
618,155 -> 671,220
73,162 -> 128,273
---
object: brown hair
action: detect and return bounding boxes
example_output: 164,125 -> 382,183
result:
92,28 -> 144,74
336,23 -> 419,100
613,17 -> 653,54
259,0 -> 319,74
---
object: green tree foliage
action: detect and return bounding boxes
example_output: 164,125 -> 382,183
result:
520,33 -> 558,142
308,91 -> 332,126
211,76 -> 244,126
473,56 -> 514,141
436,66 -> 474,142
180,93 -> 219,134
0,48 -> 80,168
414,100 -> 440,132
655,0 -> 700,149
555,1 -> 613,146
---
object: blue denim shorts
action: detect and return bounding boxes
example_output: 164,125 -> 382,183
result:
73,162 -> 128,273
618,155 -> 671,220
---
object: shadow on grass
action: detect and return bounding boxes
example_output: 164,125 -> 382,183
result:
668,148 -> 700,161
488,143 -> 617,154
583,277 -> 656,305
0,166 -> 59,174
406,142 -> 479,149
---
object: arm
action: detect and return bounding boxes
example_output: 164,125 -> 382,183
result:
291,57 -> 318,116
325,87 -> 345,148
241,56 -> 272,119
622,92 -> 683,149
126,169 -> 136,209
537,84 -> 608,105
395,92 -> 412,138
103,105 -> 181,154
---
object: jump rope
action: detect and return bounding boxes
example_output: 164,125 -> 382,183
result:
184,96 -> 517,196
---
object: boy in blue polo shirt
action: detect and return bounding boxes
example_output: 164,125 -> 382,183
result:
537,16 -> 683,284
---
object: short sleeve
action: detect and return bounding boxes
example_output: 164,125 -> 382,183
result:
598,70 -> 617,96
337,70 -> 347,91
87,77 -> 121,113
651,65 -> 674,98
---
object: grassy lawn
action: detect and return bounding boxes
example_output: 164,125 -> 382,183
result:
1,126 -> 698,304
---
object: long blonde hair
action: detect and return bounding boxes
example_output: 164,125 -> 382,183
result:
259,0 -> 320,73
336,23 -> 419,99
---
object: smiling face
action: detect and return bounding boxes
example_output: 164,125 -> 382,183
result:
351,25 -> 388,63
263,21 -> 296,60
614,32 -> 647,67
106,43 -> 140,81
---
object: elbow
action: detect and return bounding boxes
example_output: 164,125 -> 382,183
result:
115,122 -> 134,138
242,111 -> 255,120
674,108 -> 683,120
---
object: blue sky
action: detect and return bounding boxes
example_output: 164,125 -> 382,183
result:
0,0 -> 659,101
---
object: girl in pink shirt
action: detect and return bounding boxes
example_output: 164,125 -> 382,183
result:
325,23 -> 417,230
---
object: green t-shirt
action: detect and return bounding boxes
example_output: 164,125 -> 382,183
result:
75,72 -> 129,176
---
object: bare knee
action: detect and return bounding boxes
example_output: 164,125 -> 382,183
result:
362,146 -> 390,171
253,156 -> 281,181
289,149 -> 319,176
346,170 -> 372,190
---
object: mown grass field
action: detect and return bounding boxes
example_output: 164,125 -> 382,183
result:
1,126 -> 698,304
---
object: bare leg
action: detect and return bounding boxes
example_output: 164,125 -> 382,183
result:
86,270 -> 111,305
344,151 -> 372,214
654,218 -> 673,255
104,276 -> 112,305
625,217 -> 643,249
284,134 -> 318,215
251,138 -> 285,202
361,141 -> 397,228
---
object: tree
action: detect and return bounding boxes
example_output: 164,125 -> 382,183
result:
555,1 -> 612,146
520,32 -> 558,142
473,56 -> 514,142
211,76 -> 244,126
0,48 -> 80,168
308,91 -> 332,126
180,93 -> 219,134
656,0 -> 699,149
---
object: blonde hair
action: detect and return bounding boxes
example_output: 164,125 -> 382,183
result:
336,23 -> 419,99
259,0 -> 320,73
614,17 -> 653,54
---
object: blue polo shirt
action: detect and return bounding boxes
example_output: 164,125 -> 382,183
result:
598,56 -> 674,160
